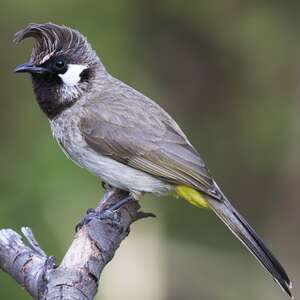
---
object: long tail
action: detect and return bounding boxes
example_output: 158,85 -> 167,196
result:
206,195 -> 292,297
175,184 -> 292,297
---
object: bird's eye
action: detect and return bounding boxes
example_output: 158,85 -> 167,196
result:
53,60 -> 66,72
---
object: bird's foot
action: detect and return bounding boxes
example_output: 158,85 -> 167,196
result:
75,208 -> 122,232
76,194 -> 135,232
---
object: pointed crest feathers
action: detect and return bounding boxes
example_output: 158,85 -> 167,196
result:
14,23 -> 97,65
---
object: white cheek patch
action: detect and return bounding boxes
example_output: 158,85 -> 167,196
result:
59,64 -> 87,86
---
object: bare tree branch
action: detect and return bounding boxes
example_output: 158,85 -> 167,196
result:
0,187 -> 154,299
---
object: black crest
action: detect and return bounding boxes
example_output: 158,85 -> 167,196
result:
14,23 -> 97,65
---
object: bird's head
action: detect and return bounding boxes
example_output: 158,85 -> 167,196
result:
15,23 -> 104,119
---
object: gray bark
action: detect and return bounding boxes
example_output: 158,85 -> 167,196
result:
0,188 -> 154,299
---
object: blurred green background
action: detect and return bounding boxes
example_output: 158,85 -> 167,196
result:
0,0 -> 299,299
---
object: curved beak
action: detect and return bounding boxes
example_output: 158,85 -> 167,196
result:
15,62 -> 49,74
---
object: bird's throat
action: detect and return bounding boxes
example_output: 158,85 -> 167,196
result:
32,75 -> 78,119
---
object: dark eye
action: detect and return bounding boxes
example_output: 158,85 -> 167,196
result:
52,60 -> 66,72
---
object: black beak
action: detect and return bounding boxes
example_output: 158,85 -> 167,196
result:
15,62 -> 49,74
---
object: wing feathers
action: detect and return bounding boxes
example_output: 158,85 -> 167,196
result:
80,81 -> 218,198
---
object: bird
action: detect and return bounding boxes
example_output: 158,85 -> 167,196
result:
14,23 -> 292,297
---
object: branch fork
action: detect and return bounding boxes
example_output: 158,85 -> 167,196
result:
0,188 -> 154,299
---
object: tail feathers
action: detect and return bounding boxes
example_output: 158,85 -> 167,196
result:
206,197 -> 292,298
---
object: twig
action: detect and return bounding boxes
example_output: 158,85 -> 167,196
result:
0,187 -> 154,299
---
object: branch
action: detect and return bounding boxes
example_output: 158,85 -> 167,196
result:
0,187 -> 154,299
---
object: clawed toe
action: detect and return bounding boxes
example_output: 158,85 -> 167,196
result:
75,208 -> 95,231
75,207 -> 122,232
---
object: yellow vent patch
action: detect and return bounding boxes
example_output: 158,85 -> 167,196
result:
175,185 -> 209,208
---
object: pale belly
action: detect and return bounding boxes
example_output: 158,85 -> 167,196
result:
50,114 -> 171,197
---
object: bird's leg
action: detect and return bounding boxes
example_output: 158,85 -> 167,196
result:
103,195 -> 135,212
